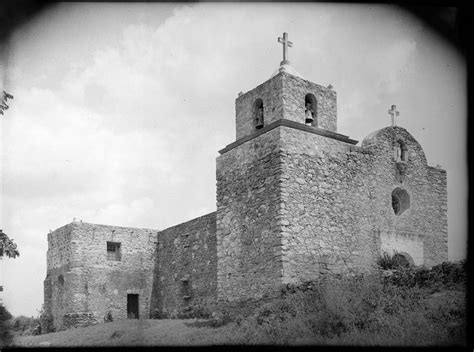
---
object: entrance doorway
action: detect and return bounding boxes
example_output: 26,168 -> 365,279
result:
127,294 -> 139,319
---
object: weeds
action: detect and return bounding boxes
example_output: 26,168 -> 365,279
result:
10,315 -> 41,336
377,251 -> 410,270
219,262 -> 466,345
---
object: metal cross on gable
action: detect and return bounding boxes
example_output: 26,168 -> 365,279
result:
278,32 -> 293,65
388,104 -> 400,126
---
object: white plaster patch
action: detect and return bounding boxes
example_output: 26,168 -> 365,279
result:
380,229 -> 424,265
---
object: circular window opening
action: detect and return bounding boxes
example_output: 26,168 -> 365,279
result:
391,187 -> 410,215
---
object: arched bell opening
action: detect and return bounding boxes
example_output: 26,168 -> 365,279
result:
253,98 -> 264,130
304,93 -> 317,126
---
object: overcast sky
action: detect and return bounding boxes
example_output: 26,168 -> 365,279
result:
0,3 -> 466,317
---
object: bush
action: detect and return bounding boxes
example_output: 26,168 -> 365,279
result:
10,315 -> 41,336
153,310 -> 170,319
377,251 -> 410,270
0,304 -> 13,347
223,268 -> 466,345
174,304 -> 213,320
184,309 -> 233,329
191,304 -> 213,319
383,261 -> 467,290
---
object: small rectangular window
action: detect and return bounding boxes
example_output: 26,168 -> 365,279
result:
106,241 -> 121,261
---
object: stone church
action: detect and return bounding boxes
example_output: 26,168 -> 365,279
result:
43,33 -> 447,331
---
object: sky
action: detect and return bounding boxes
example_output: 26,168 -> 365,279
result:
0,3 -> 466,317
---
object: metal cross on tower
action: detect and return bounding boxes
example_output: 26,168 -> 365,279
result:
388,104 -> 400,126
278,32 -> 293,65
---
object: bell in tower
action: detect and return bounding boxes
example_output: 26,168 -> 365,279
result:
304,94 -> 317,125
254,98 -> 264,129
234,33 -> 337,140
305,102 -> 314,124
256,107 -> 264,129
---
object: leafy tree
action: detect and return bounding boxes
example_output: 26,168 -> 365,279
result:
0,229 -> 19,258
0,230 -> 19,346
0,90 -> 13,116
0,303 -> 13,347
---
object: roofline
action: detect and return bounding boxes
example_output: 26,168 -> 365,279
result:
219,119 -> 358,155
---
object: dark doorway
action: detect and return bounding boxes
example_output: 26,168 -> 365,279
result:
127,294 -> 139,319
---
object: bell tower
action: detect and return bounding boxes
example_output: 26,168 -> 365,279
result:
235,32 -> 338,140
216,33 -> 356,303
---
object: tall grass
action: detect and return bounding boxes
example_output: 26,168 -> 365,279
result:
217,262 -> 466,345
10,315 -> 41,336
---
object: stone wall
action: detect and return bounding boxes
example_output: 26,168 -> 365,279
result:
216,128 -> 284,302
44,224 -> 74,331
216,122 -> 447,300
235,72 -> 337,140
361,127 -> 448,267
71,222 -> 157,322
278,125 -> 448,284
47,224 -> 73,271
281,73 -> 337,132
279,126 -> 379,282
235,74 -> 283,140
423,166 -> 448,266
379,230 -> 424,265
45,221 -> 157,330
150,212 -> 217,318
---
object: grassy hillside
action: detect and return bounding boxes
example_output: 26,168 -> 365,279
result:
11,261 -> 467,347
14,319 -> 234,347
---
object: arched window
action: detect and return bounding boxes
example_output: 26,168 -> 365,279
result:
394,140 -> 408,162
58,274 -> 64,286
304,94 -> 317,126
254,99 -> 264,130
391,187 -> 410,215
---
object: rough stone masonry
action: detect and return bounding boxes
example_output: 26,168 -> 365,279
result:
43,49 -> 447,331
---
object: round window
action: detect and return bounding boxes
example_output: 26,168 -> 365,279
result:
391,188 -> 410,215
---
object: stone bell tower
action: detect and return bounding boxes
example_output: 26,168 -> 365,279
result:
216,33 -> 357,303
235,32 -> 338,139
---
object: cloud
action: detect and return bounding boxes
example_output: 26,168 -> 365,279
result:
2,245 -> 47,317
375,39 -> 418,94
337,38 -> 417,137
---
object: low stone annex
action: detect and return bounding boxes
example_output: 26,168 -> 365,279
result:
43,33 -> 447,331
